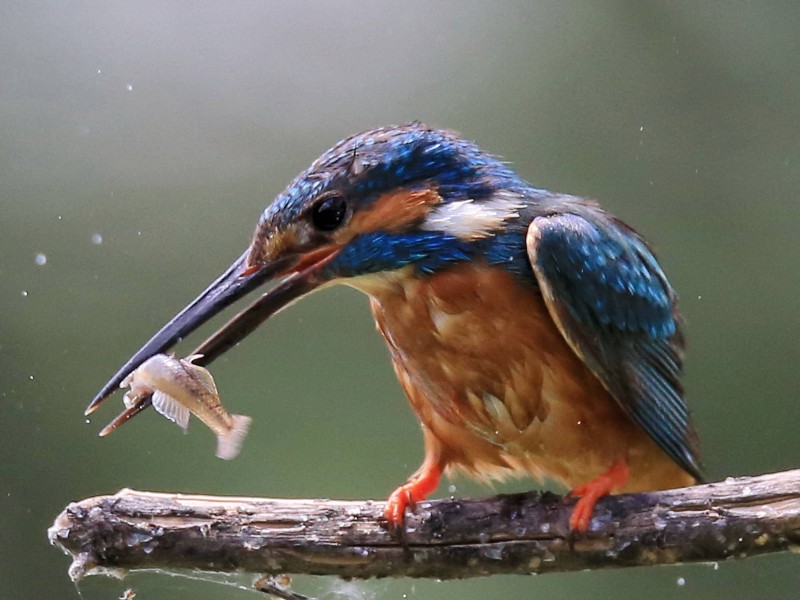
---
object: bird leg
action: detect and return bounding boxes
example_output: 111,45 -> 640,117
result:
567,456 -> 629,531
384,455 -> 443,528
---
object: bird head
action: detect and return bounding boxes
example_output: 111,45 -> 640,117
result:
245,122 -> 529,282
86,123 -> 530,424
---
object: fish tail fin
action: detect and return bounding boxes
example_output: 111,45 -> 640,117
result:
215,414 -> 252,460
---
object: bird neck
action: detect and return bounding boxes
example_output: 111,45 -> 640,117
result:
331,225 -> 536,293
328,230 -> 473,279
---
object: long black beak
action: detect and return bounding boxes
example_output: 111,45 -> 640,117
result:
86,246 -> 336,433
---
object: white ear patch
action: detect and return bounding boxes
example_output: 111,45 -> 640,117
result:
421,189 -> 524,240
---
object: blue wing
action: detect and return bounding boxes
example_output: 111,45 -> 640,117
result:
526,209 -> 702,480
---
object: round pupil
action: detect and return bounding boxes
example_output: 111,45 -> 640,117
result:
311,196 -> 346,231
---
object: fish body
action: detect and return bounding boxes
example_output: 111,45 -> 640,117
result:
121,354 -> 251,460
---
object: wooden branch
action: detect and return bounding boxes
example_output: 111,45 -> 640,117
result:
50,470 -> 800,586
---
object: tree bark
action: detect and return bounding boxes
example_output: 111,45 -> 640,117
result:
49,470 -> 800,585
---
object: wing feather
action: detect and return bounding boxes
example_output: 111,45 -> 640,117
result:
526,209 -> 702,480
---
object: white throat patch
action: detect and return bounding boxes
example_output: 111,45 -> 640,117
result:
421,189 -> 524,240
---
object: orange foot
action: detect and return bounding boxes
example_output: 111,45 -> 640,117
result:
568,457 -> 629,532
384,459 -> 443,528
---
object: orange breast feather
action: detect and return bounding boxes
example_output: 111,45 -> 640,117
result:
362,263 -> 694,492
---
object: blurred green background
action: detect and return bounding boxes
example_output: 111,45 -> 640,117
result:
2,1 -> 799,599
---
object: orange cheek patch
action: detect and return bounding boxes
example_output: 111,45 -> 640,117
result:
346,188 -> 441,238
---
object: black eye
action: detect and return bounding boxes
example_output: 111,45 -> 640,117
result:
310,195 -> 347,231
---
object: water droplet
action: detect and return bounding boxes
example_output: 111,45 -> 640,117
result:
483,545 -> 504,560
91,233 -> 103,245
35,253 -> 47,266
677,577 -> 686,586
243,539 -> 263,551
126,84 -> 133,91
447,484 -> 457,494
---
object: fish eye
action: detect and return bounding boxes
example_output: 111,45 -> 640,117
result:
310,194 -> 347,231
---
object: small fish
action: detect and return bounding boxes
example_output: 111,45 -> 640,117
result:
120,354 -> 251,460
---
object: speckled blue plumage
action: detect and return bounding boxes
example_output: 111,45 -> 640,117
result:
329,231 -> 471,277
529,212 -> 700,478
327,228 -> 535,280
262,123 -> 532,229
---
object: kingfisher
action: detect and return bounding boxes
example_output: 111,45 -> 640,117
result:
86,123 -> 702,531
